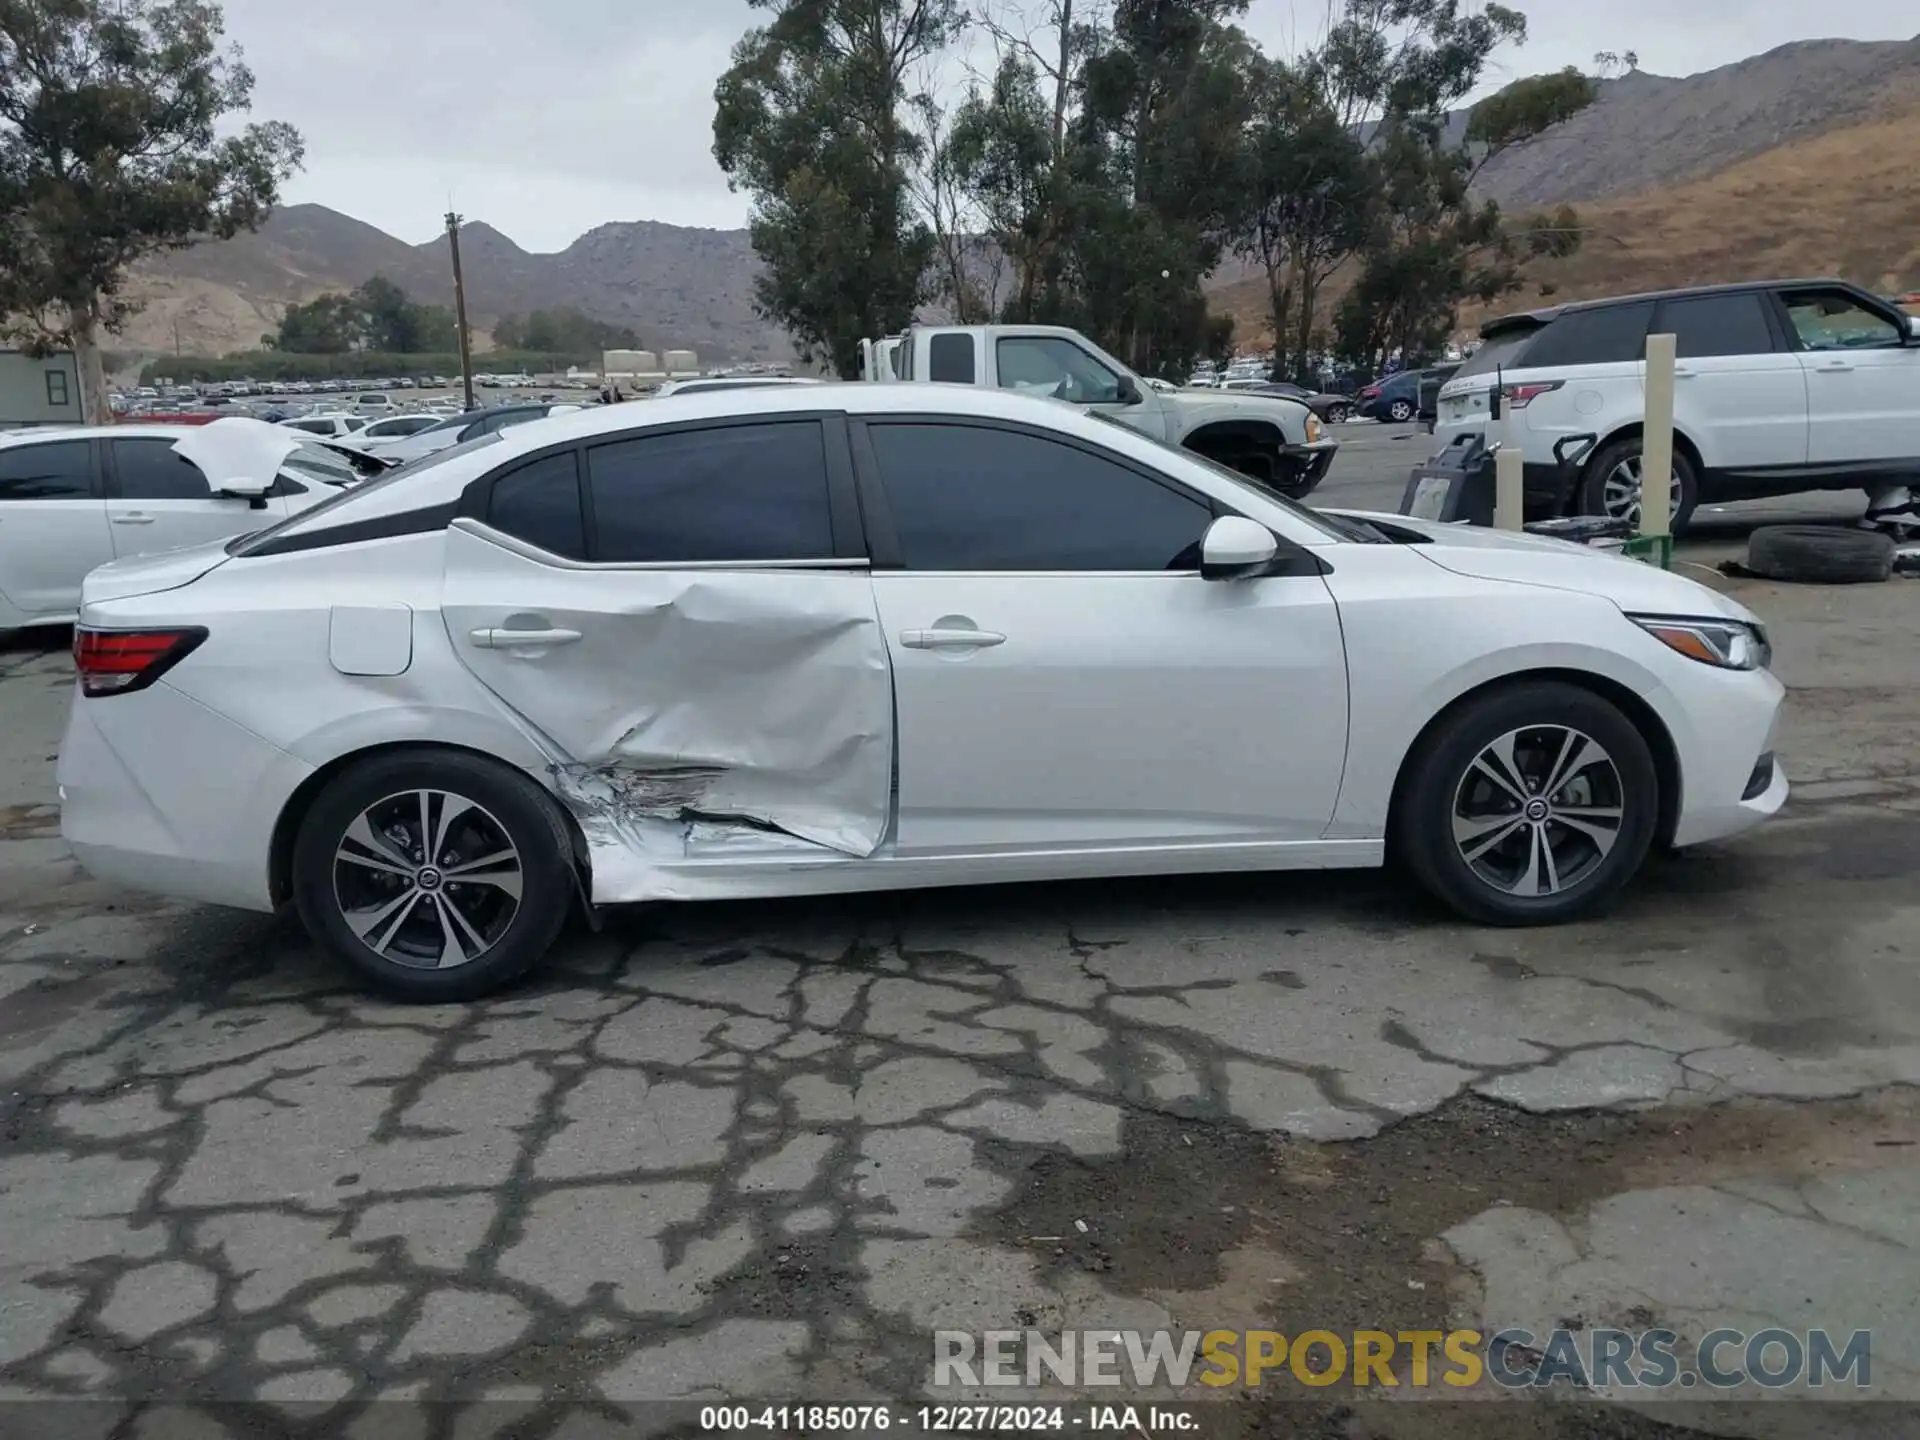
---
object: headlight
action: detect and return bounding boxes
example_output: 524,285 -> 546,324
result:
1631,615 -> 1771,671
1305,414 -> 1323,443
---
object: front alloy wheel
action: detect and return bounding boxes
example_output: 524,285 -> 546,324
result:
1395,681 -> 1659,925
1451,727 -> 1624,898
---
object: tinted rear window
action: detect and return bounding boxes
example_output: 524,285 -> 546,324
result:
0,439 -> 93,500
585,420 -> 834,562
1660,292 -> 1777,358
1515,302 -> 1655,369
1453,330 -> 1538,380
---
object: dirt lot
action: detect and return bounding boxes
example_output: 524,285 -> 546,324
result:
2,504 -> 1919,1439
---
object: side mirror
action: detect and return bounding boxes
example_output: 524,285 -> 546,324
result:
1200,515 -> 1279,581
1115,375 -> 1143,406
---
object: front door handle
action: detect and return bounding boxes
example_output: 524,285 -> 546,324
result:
470,626 -> 582,649
900,627 -> 1006,650
1816,361 -> 1854,373
112,513 -> 154,525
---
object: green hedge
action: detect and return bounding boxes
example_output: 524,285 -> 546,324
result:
137,350 -> 605,386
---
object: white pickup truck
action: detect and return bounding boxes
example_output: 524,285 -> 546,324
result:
860,324 -> 1339,498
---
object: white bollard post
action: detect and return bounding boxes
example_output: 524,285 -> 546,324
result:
1640,332 -> 1676,558
1494,445 -> 1525,531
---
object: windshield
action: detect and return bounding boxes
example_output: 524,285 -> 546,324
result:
227,431 -> 502,556
1086,412 -> 1343,540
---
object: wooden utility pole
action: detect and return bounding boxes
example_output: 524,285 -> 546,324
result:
446,212 -> 477,412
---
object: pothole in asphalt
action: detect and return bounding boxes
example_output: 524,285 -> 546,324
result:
968,1090 -> 1920,1440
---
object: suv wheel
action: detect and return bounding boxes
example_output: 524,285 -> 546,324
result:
1388,399 -> 1414,423
1578,436 -> 1699,536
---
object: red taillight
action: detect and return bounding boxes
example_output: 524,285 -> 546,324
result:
1503,380 -> 1564,409
72,628 -> 207,697
1360,386 -> 1381,399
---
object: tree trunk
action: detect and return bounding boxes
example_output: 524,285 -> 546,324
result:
72,300 -> 112,426
1052,0 -> 1072,163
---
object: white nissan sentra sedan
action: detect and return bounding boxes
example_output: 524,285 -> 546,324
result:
56,384 -> 1787,999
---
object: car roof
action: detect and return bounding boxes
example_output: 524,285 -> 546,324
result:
0,423 -> 212,446
1481,277 -> 1864,338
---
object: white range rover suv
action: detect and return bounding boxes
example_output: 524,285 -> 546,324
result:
1433,280 -> 1920,533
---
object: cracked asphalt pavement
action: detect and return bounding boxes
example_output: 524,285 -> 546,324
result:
3,520 -> 1919,1439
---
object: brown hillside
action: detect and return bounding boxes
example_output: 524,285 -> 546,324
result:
1211,97 -> 1920,349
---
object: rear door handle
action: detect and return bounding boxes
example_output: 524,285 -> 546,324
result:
901,628 -> 1006,650
112,513 -> 154,525
1816,362 -> 1854,373
469,626 -> 582,649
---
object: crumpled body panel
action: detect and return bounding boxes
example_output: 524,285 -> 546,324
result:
440,526 -> 894,868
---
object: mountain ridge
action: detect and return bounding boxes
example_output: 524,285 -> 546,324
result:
121,33 -> 1920,360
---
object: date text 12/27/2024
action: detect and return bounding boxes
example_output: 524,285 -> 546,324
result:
700,1405 -> 1201,1433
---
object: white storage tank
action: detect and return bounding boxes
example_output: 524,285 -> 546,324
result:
603,349 -> 658,375
663,349 -> 698,375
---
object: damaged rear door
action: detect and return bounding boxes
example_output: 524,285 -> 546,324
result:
439,416 -> 891,878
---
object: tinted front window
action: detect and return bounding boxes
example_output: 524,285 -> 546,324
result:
488,451 -> 586,559
928,333 -> 977,384
0,440 -> 93,500
868,422 -> 1210,571
1662,294 -> 1776,358
586,421 -> 833,563
112,439 -> 213,500
1516,302 -> 1655,369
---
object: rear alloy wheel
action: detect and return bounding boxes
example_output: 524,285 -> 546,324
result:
1578,436 -> 1699,537
1388,399 -> 1414,423
292,749 -> 575,1000
1327,403 -> 1351,424
1396,682 -> 1659,925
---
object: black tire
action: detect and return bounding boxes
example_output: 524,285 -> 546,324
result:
292,747 -> 576,1000
1576,436 -> 1699,537
1745,524 -> 1893,585
1388,399 -> 1414,423
1327,403 -> 1351,425
1395,682 -> 1659,926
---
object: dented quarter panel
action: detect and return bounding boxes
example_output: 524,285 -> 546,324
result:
440,524 -> 895,887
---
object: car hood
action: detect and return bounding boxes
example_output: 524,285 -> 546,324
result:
82,537 -> 235,606
170,417 -> 304,492
1324,510 -> 1759,624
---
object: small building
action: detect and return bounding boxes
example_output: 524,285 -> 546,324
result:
0,349 -> 82,429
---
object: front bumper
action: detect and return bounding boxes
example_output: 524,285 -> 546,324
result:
1666,669 -> 1789,848
1284,440 -> 1339,491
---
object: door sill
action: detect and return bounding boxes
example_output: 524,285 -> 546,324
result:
589,834 -> 1384,904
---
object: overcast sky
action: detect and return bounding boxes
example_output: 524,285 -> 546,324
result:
218,0 -> 1917,252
